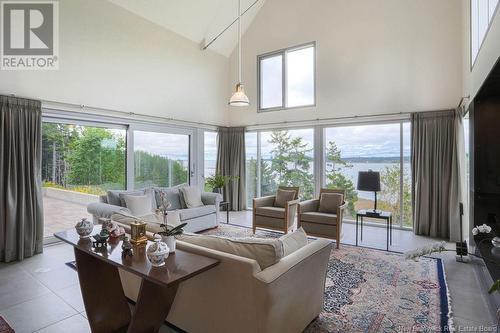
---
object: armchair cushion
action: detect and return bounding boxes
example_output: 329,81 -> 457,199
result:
180,233 -> 284,269
255,206 -> 285,219
301,211 -> 338,225
275,189 -> 297,208
279,227 -> 308,256
318,193 -> 343,214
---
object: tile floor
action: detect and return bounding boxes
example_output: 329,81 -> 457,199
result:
0,211 -> 497,332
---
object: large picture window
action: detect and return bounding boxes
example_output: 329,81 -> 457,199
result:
258,43 -> 315,111
204,131 -> 217,191
42,121 -> 126,238
134,131 -> 190,189
324,122 -> 412,227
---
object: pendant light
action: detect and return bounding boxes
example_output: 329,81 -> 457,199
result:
229,0 -> 250,106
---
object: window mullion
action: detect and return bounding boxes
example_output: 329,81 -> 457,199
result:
399,122 -> 404,227
282,51 -> 286,108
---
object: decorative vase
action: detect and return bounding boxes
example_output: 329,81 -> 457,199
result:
162,235 -> 176,253
75,218 -> 93,238
146,239 -> 170,267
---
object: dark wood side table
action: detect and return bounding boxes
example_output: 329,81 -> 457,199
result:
355,210 -> 393,251
219,201 -> 230,223
55,226 -> 218,333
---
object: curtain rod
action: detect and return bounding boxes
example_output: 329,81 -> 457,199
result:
244,111 -> 411,130
2,94 -> 220,130
202,0 -> 261,50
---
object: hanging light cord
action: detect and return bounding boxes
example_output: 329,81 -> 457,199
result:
238,0 -> 242,83
202,0 -> 261,51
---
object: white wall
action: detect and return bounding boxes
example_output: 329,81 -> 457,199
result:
227,0 -> 463,126
0,0 -> 230,125
463,1 -> 500,100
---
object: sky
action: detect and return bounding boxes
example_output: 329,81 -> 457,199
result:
244,123 -> 411,160
134,130 -> 189,160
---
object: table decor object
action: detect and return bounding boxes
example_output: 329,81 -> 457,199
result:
356,170 -> 381,215
92,228 -> 110,248
75,218 -> 93,238
130,219 -> 148,245
156,222 -> 187,253
121,236 -> 133,256
146,239 -> 169,267
101,218 -> 125,238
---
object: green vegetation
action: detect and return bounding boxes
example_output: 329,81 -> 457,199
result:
379,165 -> 413,227
204,173 -> 238,192
42,123 -> 188,195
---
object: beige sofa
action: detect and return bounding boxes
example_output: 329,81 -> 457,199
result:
119,236 -> 332,333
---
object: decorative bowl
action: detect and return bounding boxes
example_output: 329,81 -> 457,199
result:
146,239 -> 170,267
75,218 -> 93,238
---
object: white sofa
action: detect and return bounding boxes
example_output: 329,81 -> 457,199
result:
119,235 -> 332,333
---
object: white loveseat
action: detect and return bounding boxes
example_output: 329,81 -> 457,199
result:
119,234 -> 332,333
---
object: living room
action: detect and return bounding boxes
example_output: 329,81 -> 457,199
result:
0,0 -> 499,332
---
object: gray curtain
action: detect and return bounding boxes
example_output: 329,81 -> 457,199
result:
0,95 -> 44,262
411,109 -> 463,241
216,127 -> 246,210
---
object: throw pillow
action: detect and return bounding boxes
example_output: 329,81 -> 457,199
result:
318,193 -> 344,214
274,189 -> 297,208
180,233 -> 283,270
279,227 -> 308,256
179,186 -> 204,208
122,194 -> 154,217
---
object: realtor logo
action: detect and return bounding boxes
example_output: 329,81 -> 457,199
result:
1,1 -> 59,70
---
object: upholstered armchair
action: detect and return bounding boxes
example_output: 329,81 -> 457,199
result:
298,188 -> 347,249
252,186 -> 300,234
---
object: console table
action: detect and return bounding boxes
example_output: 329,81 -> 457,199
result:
55,227 -> 218,333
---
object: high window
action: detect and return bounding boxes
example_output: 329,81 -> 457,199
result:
258,43 -> 315,111
471,0 -> 499,65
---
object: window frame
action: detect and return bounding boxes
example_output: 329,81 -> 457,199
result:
257,42 -> 316,112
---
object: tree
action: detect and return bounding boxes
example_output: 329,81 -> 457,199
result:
379,165 -> 412,226
267,130 -> 314,199
324,141 -> 358,216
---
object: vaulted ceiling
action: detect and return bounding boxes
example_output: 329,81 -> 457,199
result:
107,0 -> 266,57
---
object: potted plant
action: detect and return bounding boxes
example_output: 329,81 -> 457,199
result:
205,173 -> 238,196
155,223 -> 187,253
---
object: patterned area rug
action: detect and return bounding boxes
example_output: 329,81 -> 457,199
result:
201,224 -> 453,333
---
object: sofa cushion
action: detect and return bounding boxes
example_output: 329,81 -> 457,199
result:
179,205 -> 216,221
180,233 -> 283,270
318,193 -> 343,214
179,186 -> 204,208
123,194 -> 154,217
301,211 -> 337,225
279,227 -> 308,256
255,206 -> 285,219
274,189 -> 296,208
107,190 -> 142,207
154,185 -> 189,210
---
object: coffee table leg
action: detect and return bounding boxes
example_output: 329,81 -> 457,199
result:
390,216 -> 392,245
227,205 -> 229,224
127,279 -> 179,333
360,216 -> 363,241
74,248 -> 131,333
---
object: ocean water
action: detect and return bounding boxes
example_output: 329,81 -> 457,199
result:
206,160 -> 410,200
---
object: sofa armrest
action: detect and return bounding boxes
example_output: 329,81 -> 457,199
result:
299,199 -> 319,213
87,202 -> 131,220
253,196 -> 275,208
201,192 -> 223,206
285,199 -> 300,228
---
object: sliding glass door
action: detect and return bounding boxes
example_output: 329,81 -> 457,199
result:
41,120 -> 126,238
133,130 -> 191,189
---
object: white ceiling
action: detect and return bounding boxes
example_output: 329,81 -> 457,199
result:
107,0 -> 266,57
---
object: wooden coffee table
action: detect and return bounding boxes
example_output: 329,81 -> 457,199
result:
55,226 -> 218,333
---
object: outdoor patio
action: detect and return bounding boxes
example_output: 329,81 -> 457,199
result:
43,196 -> 92,239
